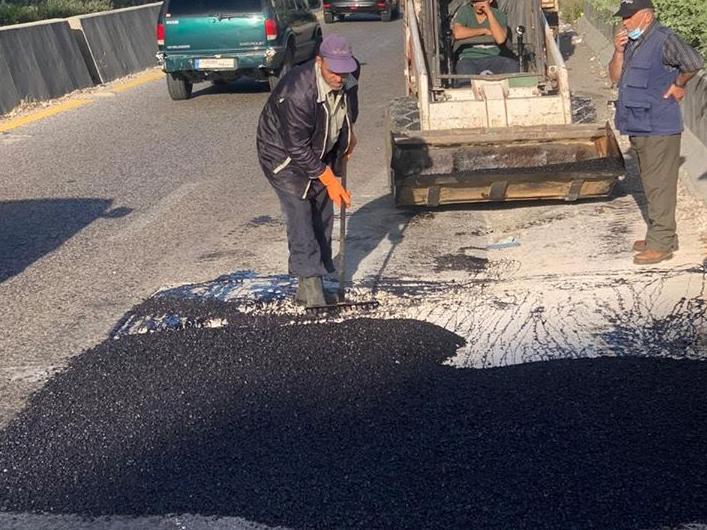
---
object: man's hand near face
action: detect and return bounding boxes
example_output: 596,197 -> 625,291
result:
475,0 -> 491,16
454,0 -> 505,42
474,0 -> 507,45
609,27 -> 628,83
614,28 -> 628,54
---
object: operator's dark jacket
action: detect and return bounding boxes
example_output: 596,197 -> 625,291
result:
256,59 -> 360,198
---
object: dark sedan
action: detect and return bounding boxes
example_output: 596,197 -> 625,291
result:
323,0 -> 399,22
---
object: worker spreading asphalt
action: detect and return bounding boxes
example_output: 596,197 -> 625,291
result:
0,302 -> 706,529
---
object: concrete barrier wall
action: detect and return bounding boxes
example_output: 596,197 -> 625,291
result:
582,1 -> 616,44
0,4 -> 162,115
69,3 -> 162,84
683,70 -> 707,146
576,16 -> 614,66
0,20 -> 94,115
0,49 -> 21,115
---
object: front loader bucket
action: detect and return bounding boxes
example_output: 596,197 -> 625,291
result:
389,122 -> 625,207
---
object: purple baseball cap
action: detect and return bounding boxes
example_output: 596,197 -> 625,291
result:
319,33 -> 357,74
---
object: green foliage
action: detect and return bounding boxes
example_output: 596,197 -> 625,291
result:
41,0 -> 112,18
0,0 -> 148,25
585,0 -> 707,58
653,0 -> 707,57
559,0 -> 584,23
111,0 -> 152,6
0,2 -> 28,25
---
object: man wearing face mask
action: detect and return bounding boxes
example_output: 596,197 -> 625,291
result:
609,0 -> 703,265
257,34 -> 359,307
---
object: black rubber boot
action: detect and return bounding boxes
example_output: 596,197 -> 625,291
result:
295,276 -> 326,307
295,276 -> 306,305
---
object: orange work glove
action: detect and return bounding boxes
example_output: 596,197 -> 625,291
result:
318,166 -> 351,208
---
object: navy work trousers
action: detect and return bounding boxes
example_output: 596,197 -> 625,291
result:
274,180 -> 335,278
456,55 -> 519,75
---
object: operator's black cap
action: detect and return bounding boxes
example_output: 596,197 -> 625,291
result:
613,0 -> 654,17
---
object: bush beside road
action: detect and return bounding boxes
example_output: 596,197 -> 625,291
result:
0,0 -> 153,26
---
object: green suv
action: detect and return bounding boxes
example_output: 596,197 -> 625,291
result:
156,0 -> 322,100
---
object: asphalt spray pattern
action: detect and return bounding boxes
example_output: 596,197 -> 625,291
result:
1,305 -> 707,529
113,262 -> 707,369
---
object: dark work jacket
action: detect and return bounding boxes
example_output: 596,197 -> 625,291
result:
615,23 -> 682,137
256,60 -> 360,198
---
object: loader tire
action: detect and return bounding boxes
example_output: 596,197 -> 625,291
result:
387,96 -> 421,134
385,96 -> 420,202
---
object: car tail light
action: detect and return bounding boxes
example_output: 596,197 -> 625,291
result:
265,18 -> 278,41
377,1 -> 386,7
156,22 -> 165,46
323,3 -> 331,8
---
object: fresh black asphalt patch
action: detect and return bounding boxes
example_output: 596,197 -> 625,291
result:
0,307 -> 706,529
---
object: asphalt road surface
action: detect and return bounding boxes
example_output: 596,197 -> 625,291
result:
1,14 -> 706,530
0,14 -> 402,422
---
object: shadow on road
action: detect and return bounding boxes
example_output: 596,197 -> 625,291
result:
0,316 -> 705,529
329,13 -> 395,23
191,78 -> 271,98
0,199 -> 131,284
336,193 -> 416,284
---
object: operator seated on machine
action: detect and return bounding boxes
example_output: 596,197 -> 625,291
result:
452,0 -> 519,76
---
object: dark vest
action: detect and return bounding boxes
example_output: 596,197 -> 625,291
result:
615,24 -> 683,137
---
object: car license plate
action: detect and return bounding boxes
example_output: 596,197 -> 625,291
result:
195,58 -> 236,70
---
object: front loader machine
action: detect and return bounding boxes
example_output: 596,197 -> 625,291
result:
388,0 -> 624,207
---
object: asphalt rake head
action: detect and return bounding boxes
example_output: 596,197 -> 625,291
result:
304,299 -> 380,316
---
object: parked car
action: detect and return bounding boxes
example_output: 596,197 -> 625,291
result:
323,0 -> 399,23
156,0 -> 322,100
